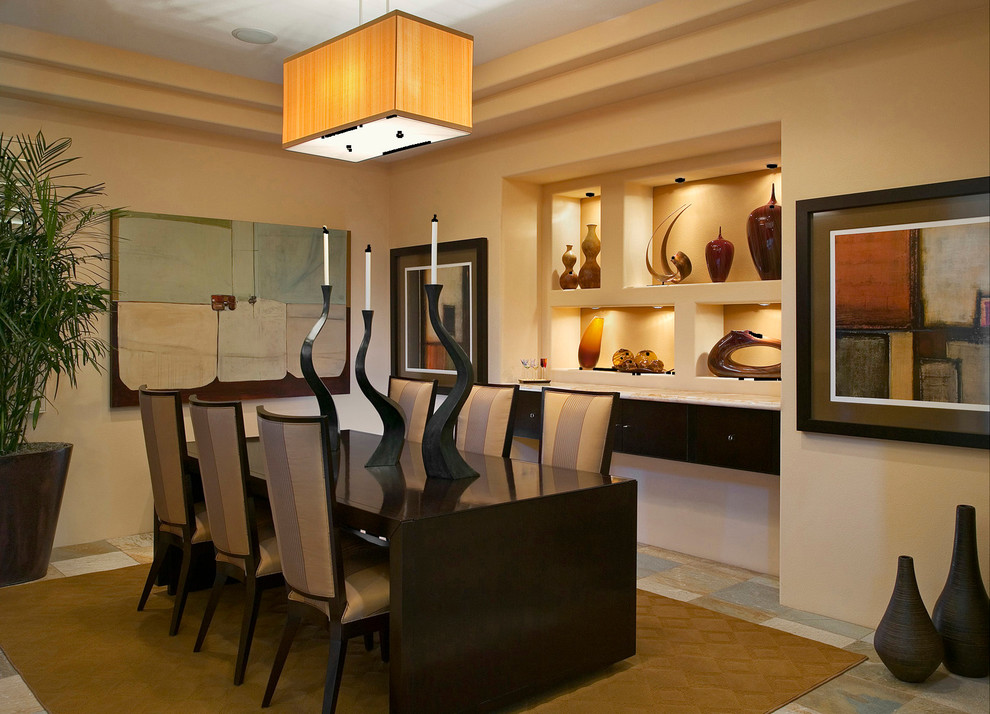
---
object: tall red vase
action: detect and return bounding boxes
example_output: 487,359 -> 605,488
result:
746,185 -> 781,280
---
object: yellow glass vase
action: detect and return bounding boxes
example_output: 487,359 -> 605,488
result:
578,316 -> 605,369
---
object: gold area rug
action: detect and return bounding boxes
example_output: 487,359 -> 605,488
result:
0,566 -> 864,713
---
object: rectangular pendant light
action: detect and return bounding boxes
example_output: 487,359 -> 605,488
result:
282,10 -> 473,162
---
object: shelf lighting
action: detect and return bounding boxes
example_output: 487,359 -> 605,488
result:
282,11 -> 473,162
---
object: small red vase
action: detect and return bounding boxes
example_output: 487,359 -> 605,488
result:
746,185 -> 782,280
705,227 -> 734,282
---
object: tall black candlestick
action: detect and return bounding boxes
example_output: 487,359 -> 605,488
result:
421,283 -> 478,480
355,309 -> 405,466
300,284 -> 339,452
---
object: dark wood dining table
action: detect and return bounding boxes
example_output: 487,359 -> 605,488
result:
190,429 -> 637,713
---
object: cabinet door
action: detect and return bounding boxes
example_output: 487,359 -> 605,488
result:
512,389 -> 542,440
689,405 -> 780,475
617,399 -> 688,461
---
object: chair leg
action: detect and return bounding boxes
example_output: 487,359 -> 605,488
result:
234,576 -> 263,686
322,630 -> 347,714
137,538 -> 168,611
380,626 -> 389,663
262,611 -> 302,708
169,542 -> 193,636
194,569 -> 226,652
363,632 -> 374,651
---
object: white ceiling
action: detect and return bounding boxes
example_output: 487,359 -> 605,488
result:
0,0 -> 662,84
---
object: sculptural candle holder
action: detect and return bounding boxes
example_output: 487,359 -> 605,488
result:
421,283 -> 478,480
300,284 -> 340,451
355,310 -> 406,466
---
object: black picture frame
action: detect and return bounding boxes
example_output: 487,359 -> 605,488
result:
796,176 -> 989,449
390,237 -> 488,391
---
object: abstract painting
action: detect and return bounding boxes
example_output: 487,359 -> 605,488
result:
796,177 -> 989,449
831,218 -> 989,409
110,211 -> 349,407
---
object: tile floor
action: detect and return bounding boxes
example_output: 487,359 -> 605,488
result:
0,538 -> 986,713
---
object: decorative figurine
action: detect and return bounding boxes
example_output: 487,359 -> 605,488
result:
646,204 -> 692,285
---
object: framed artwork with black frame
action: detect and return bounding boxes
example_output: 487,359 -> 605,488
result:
390,237 -> 488,391
796,176 -> 989,449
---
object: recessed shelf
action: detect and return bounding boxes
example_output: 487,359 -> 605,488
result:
549,280 -> 781,308
540,151 -> 783,399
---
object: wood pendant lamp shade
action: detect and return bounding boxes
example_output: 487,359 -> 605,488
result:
282,11 -> 473,162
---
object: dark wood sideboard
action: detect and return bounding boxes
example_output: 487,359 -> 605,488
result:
513,389 -> 781,475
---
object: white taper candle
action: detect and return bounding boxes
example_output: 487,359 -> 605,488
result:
365,245 -> 372,310
322,226 -> 330,285
430,214 -> 438,284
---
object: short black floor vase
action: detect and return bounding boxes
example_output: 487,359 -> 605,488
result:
933,504 -> 990,678
874,555 -> 944,683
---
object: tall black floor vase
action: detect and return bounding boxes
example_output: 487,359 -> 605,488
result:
300,284 -> 340,452
933,504 -> 990,677
874,555 -> 944,683
421,283 -> 478,480
355,310 -> 405,467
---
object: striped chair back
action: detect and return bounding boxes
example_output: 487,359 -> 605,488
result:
189,398 -> 252,561
138,386 -> 193,530
257,409 -> 342,605
388,377 -> 437,443
456,384 -> 519,457
540,387 -> 619,474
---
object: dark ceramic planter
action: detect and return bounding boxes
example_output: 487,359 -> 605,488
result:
0,443 -> 72,587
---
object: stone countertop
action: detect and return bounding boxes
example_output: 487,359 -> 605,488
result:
516,381 -> 781,410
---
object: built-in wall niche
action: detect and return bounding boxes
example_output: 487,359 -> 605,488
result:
550,305 -> 675,372
694,302 -> 782,377
550,186 -> 602,291
539,146 -> 784,398
644,168 -> 782,287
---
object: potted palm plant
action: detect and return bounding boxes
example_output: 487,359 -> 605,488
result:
0,132 -> 112,586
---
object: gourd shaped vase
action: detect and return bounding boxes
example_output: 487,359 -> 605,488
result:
577,316 -> 604,369
933,504 -> 990,677
705,227 -> 734,283
559,245 -> 579,289
746,185 -> 781,280
578,224 -> 601,289
874,555 -> 944,683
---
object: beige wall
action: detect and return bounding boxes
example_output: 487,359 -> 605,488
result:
1,96 -> 391,547
387,8 -> 990,624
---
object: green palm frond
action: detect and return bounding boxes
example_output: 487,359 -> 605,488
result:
0,132 -> 112,455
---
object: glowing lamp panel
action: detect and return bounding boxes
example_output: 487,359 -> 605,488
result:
286,115 -> 469,162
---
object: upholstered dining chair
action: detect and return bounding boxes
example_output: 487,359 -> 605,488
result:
257,408 -> 390,713
388,376 -> 437,442
455,383 -> 519,457
188,396 -> 283,686
539,387 -> 620,475
137,385 -> 213,636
